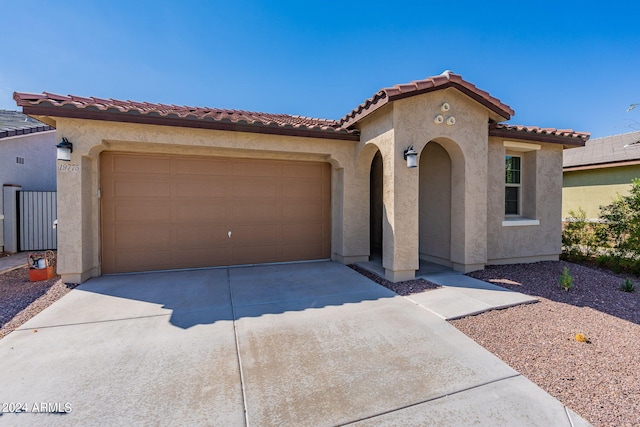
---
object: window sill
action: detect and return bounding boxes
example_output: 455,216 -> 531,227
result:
502,218 -> 540,227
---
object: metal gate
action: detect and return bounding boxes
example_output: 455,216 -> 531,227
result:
17,191 -> 57,251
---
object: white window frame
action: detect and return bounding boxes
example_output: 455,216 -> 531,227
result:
505,154 -> 522,217
502,141 -> 541,227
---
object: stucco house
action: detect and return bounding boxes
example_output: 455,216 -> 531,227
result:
14,72 -> 588,284
563,130 -> 640,220
0,111 -> 57,252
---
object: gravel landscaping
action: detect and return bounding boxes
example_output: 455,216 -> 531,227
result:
348,264 -> 441,295
453,261 -> 639,427
0,266 -> 75,340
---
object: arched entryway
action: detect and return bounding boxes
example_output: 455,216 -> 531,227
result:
419,139 -> 464,268
369,150 -> 383,261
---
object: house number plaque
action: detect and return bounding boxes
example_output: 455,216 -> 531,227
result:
58,163 -> 80,172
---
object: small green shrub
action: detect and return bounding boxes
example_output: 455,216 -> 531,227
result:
621,278 -> 636,293
562,208 -> 604,261
559,267 -> 574,292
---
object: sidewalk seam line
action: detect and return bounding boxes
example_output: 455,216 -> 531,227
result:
227,267 -> 250,427
337,373 -> 521,426
13,312 -> 172,331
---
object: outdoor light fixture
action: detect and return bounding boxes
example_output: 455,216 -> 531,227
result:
403,145 -> 418,168
56,137 -> 73,161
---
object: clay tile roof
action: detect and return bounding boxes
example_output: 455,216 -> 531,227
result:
0,110 -> 55,139
13,92 -> 359,141
563,130 -> 640,169
339,70 -> 515,128
489,123 -> 589,147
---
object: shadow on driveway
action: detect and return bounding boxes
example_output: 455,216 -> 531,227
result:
63,261 -> 396,329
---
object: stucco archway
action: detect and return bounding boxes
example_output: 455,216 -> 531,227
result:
369,150 -> 383,260
418,138 -> 465,267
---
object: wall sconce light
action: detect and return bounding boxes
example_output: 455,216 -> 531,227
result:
403,145 -> 418,168
56,137 -> 73,161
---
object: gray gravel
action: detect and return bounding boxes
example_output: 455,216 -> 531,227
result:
348,264 -> 441,295
452,261 -> 640,427
0,266 -> 75,339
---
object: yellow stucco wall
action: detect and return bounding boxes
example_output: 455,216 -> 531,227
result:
562,165 -> 640,219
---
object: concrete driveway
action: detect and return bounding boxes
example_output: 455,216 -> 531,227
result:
0,261 -> 588,426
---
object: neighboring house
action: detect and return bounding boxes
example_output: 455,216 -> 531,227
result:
14,72 -> 588,284
0,111 -> 57,252
563,130 -> 640,220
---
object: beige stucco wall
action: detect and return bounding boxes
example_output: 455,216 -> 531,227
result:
49,87 -> 569,283
486,137 -> 563,264
52,117 -> 360,283
419,142 -> 451,264
355,88 -> 491,279
562,165 -> 640,219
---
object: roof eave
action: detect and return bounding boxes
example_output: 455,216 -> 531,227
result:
489,126 -> 587,147
564,159 -> 640,171
20,105 -> 360,142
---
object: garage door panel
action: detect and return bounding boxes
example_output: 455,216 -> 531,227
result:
114,250 -> 172,273
113,204 -> 172,222
232,178 -> 279,198
172,247 -> 231,269
112,155 -> 171,174
101,152 -> 330,274
232,161 -> 282,177
283,223 -> 324,243
174,225 -> 229,247
232,200 -> 281,222
283,201 -> 324,221
175,203 -> 230,221
231,224 -> 282,245
283,163 -> 324,178
175,158 -> 230,176
114,180 -> 172,198
174,180 -> 229,198
231,245 -> 282,265
282,179 -> 324,198
282,243 -> 326,260
112,226 -> 172,251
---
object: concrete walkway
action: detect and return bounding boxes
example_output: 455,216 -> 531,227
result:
0,252 -> 28,274
355,260 -> 538,320
0,261 -> 588,426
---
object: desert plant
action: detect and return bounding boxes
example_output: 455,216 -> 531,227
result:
559,267 -> 574,291
562,208 -> 602,260
575,332 -> 591,343
621,278 -> 636,293
598,178 -> 640,257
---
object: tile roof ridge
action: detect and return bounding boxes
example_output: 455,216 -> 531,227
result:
338,70 -> 514,129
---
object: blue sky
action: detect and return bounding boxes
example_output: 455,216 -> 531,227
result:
1,0 -> 639,138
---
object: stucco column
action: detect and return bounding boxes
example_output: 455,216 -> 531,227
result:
56,152 -> 99,283
382,148 -> 419,282
450,140 -> 488,273
333,166 -> 370,264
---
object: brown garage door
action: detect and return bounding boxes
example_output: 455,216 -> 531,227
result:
101,152 -> 331,274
